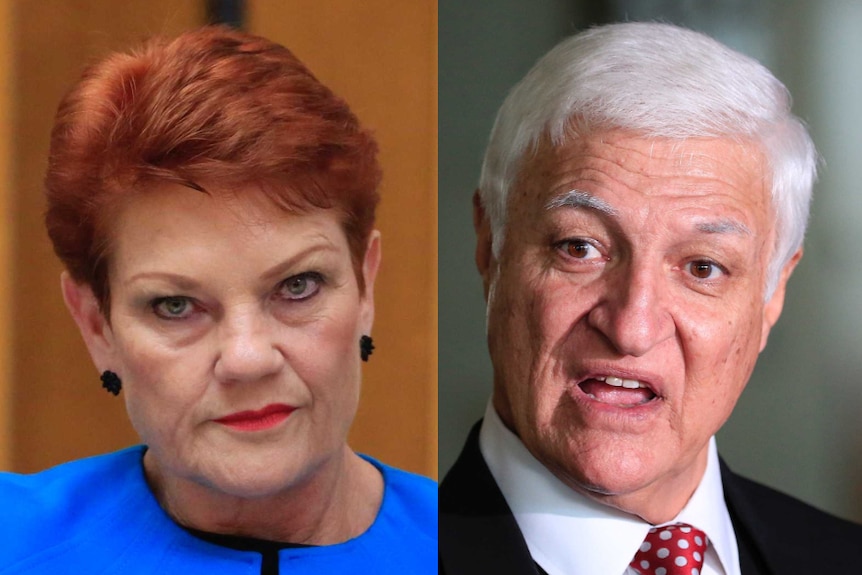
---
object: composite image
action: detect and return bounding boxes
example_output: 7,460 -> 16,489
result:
0,1 -> 861,573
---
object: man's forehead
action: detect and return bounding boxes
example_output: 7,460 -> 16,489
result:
521,129 -> 767,179
511,131 -> 771,218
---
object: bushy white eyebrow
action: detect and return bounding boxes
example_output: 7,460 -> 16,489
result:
546,189 -> 751,238
544,190 -> 617,216
695,219 -> 752,236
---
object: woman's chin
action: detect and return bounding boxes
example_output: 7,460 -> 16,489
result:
200,451 -> 329,500
146,442 -> 336,502
201,472 -> 297,500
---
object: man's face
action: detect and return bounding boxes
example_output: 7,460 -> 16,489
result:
477,130 -> 799,521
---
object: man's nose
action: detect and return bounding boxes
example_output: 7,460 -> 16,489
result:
214,309 -> 284,383
587,262 -> 675,357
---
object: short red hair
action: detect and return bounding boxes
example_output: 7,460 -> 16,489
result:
45,26 -> 381,309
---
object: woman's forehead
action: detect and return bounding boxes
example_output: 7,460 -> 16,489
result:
108,185 -> 347,276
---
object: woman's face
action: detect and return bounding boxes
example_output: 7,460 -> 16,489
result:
66,184 -> 379,498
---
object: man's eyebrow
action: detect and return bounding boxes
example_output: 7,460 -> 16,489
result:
545,190 -> 752,236
544,190 -> 617,216
695,219 -> 752,236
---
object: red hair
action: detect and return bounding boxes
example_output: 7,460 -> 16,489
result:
45,26 -> 381,309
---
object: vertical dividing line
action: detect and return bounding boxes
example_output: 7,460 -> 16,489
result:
429,1 -> 439,480
0,0 -> 13,470
206,0 -> 245,29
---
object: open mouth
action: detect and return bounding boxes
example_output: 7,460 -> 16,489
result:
577,376 -> 658,407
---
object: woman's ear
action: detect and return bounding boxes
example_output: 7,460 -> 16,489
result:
60,272 -> 115,370
359,230 -> 381,332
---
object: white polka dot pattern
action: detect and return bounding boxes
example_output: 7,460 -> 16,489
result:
630,523 -> 708,575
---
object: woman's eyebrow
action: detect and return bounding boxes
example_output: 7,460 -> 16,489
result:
123,237 -> 340,288
259,238 -> 339,282
123,272 -> 201,290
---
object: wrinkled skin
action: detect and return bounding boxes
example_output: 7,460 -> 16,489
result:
63,184 -> 383,542
475,131 -> 800,523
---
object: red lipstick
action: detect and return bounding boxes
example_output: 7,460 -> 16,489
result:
214,404 -> 295,432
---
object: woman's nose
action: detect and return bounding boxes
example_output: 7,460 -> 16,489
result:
213,309 -> 284,383
587,263 -> 674,357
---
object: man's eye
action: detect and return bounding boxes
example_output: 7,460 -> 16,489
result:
152,296 -> 194,319
278,272 -> 323,301
687,260 -> 724,280
559,239 -> 601,260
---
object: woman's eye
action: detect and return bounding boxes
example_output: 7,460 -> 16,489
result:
559,239 -> 602,260
152,296 -> 194,319
687,260 -> 725,280
278,272 -> 323,301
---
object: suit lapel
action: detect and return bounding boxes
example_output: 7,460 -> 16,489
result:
723,457 -> 862,574
722,459 -> 785,575
439,421 -> 540,575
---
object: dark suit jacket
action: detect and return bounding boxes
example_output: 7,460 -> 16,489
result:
440,422 -> 862,575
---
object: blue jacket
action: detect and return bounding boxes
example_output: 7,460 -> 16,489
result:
1,446 -> 437,574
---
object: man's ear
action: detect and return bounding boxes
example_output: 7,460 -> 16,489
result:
60,272 -> 115,370
760,248 -> 803,351
473,190 -> 496,300
358,230 -> 381,333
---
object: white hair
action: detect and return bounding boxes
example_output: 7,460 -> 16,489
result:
478,22 -> 817,299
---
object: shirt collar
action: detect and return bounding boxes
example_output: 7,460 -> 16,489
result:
479,401 -> 740,575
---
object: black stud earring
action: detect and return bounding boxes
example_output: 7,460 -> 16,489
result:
100,370 -> 122,396
360,335 -> 374,362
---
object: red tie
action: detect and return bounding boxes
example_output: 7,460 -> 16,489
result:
630,523 -> 707,575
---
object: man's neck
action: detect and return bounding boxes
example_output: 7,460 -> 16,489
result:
479,402 -> 740,575
565,450 -> 709,524
491,396 -> 709,523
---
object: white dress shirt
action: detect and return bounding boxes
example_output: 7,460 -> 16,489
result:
479,402 -> 741,575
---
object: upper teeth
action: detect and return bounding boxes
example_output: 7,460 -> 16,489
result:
595,376 -> 643,389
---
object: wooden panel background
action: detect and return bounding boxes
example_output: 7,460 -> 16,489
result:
1,0 -> 437,479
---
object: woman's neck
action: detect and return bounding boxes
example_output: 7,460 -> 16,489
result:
143,446 -> 384,545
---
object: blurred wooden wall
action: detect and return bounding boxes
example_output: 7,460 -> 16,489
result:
0,0 -> 437,479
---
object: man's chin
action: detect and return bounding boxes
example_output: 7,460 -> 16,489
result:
565,465 -> 657,501
544,446 -> 709,523
536,443 -> 653,493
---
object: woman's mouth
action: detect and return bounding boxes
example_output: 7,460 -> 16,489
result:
214,404 -> 296,431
